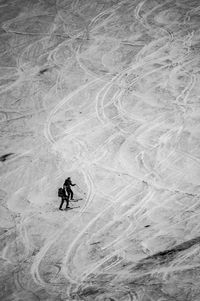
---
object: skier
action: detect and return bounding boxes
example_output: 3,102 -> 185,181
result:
58,187 -> 70,210
63,177 -> 76,200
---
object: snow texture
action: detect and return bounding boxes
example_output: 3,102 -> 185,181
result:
1,0 -> 200,300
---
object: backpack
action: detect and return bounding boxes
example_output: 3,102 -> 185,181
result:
58,187 -> 64,197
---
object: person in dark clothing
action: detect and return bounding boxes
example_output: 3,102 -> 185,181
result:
59,188 -> 70,210
63,177 -> 76,200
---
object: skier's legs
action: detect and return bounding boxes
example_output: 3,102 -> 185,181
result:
67,188 -> 73,200
65,197 -> 69,208
59,197 -> 64,210
66,188 -> 70,199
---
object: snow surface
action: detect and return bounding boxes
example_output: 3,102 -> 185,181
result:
1,0 -> 200,300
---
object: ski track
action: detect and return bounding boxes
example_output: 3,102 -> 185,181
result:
1,0 -> 200,300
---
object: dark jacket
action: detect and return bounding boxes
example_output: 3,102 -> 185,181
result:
64,178 -> 75,189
